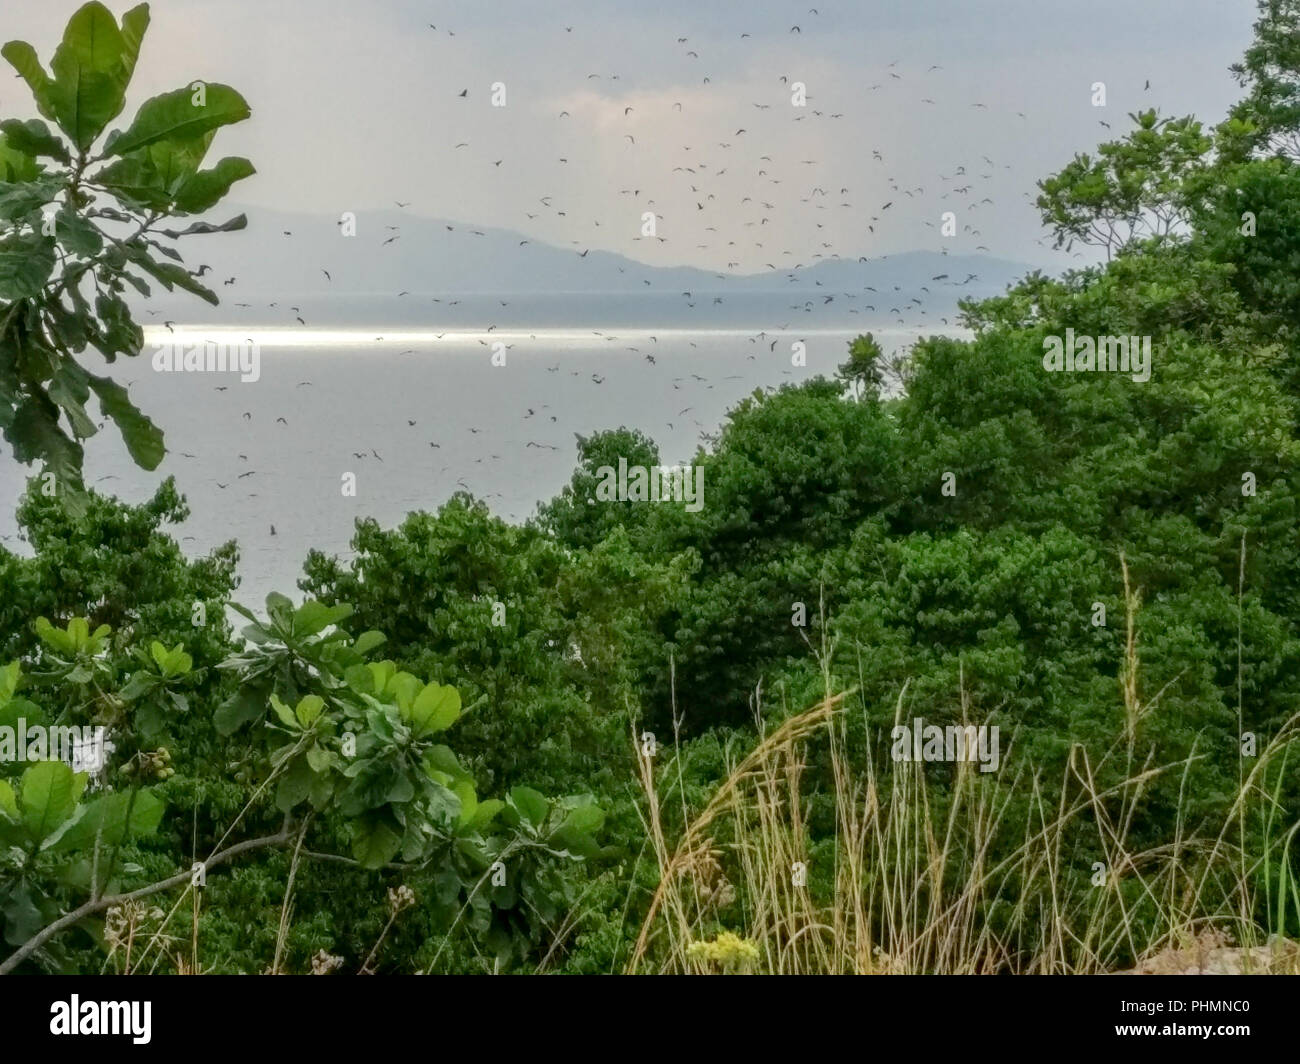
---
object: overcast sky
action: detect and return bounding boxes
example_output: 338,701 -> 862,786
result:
0,0 -> 1258,273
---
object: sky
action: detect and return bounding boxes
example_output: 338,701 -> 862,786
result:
0,0 -> 1260,274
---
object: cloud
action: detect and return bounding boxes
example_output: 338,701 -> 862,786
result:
0,0 -> 1254,269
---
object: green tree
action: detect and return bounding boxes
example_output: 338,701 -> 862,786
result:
0,1 -> 253,506
538,427 -> 662,550
300,495 -> 628,794
1035,109 -> 1213,257
1229,0 -> 1300,160
836,332 -> 886,401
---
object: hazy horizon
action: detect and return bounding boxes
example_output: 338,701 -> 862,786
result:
0,0 -> 1257,278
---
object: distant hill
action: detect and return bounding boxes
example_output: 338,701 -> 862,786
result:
140,205 -> 1039,328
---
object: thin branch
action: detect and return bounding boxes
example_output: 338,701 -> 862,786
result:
0,827 -> 296,975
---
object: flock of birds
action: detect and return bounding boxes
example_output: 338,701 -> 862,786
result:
11,7 -> 1157,560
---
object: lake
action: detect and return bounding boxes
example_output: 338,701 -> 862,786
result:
0,324 -> 963,605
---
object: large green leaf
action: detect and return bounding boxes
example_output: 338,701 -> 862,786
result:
292,600 -> 352,638
87,372 -> 163,469
508,786 -> 549,831
215,682 -> 270,736
559,799 -> 605,837
93,151 -> 174,211
390,673 -> 420,715
410,682 -> 461,735
93,292 -> 143,359
20,760 -> 85,844
52,207 -> 105,257
0,152 -> 39,184
0,119 -> 69,163
143,131 -> 215,194
34,615 -> 74,655
0,41 -> 58,123
172,156 -> 255,214
364,660 -> 398,697
351,629 -> 386,656
275,757 -> 313,812
48,1 -> 130,150
269,692 -> 297,728
470,797 -> 504,831
264,591 -> 295,623
0,232 -> 56,298
45,788 -> 165,852
453,780 -> 477,827
0,149 -> 37,185
149,640 -> 191,677
0,176 -> 59,218
117,4 -> 150,86
7,394 -> 87,506
351,813 -> 402,869
48,359 -> 97,439
293,694 -> 324,728
107,83 -> 250,157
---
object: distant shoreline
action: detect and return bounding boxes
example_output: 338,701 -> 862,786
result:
140,324 -> 969,348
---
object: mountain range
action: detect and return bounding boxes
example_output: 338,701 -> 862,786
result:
142,205 -> 1041,329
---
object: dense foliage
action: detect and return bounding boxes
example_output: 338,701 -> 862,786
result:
1,0 -> 1299,973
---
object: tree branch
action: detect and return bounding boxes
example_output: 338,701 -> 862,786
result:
0,827 -> 296,975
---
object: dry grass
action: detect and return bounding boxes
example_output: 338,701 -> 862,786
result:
627,582 -> 1300,975
627,694 -> 1300,974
